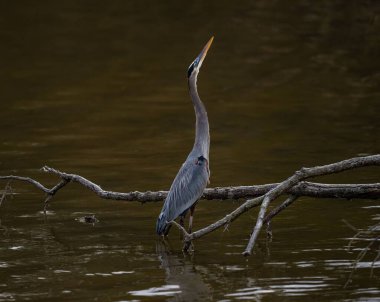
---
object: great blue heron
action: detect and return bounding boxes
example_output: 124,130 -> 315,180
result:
156,37 -> 213,236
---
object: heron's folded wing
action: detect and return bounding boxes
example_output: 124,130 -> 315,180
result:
164,159 -> 209,222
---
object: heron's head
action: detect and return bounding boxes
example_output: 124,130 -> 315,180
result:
187,36 -> 214,79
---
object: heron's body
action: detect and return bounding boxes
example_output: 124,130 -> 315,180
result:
156,37 -> 213,236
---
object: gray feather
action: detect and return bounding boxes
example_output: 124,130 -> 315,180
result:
156,156 -> 209,235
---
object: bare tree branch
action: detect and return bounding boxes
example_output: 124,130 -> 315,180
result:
0,155 -> 379,257
242,154 -> 380,256
0,175 -> 51,194
264,195 -> 298,225
0,166 -> 379,203
0,181 -> 14,206
176,155 -> 380,254
264,195 -> 299,239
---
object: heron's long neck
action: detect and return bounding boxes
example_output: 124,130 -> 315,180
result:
188,75 -> 210,159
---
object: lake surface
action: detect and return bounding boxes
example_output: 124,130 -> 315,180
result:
0,1 -> 379,301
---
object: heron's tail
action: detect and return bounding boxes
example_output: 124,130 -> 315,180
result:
156,211 -> 171,236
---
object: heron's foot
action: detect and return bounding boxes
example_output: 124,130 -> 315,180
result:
159,234 -> 169,242
156,238 -> 172,253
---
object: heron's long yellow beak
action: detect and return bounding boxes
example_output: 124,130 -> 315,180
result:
197,36 -> 214,68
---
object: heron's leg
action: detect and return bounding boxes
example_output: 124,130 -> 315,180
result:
179,212 -> 187,239
188,204 -> 197,234
179,215 -> 185,228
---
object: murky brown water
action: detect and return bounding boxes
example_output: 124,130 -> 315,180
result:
1,1 -> 379,301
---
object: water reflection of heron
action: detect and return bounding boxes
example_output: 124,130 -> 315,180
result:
155,241 -> 211,301
156,37 -> 213,236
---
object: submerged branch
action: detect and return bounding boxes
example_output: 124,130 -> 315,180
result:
175,155 -> 380,254
0,155 -> 379,257
264,195 -> 299,239
242,154 -> 380,256
343,220 -> 380,287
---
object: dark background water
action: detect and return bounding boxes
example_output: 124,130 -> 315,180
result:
0,1 -> 379,301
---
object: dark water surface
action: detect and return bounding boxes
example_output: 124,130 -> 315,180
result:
1,1 -> 379,301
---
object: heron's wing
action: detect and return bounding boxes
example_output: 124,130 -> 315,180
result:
162,157 -> 209,222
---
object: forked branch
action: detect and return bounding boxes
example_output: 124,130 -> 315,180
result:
0,166 -> 379,203
0,155 -> 379,256
172,155 -> 380,254
242,154 -> 380,255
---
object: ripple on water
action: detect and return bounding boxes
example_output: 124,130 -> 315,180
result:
354,288 -> 380,295
129,284 -> 181,297
324,259 -> 380,269
53,270 -> 71,274
0,262 -> 10,268
223,265 -> 246,272
0,292 -> 14,301
225,276 -> 335,299
294,261 -> 316,268
111,271 -> 134,275
8,246 -> 24,251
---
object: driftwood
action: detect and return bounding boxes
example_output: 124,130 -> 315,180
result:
171,154 -> 380,254
1,154 -> 380,256
1,166 -> 380,202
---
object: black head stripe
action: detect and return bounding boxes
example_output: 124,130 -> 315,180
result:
187,63 -> 195,78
